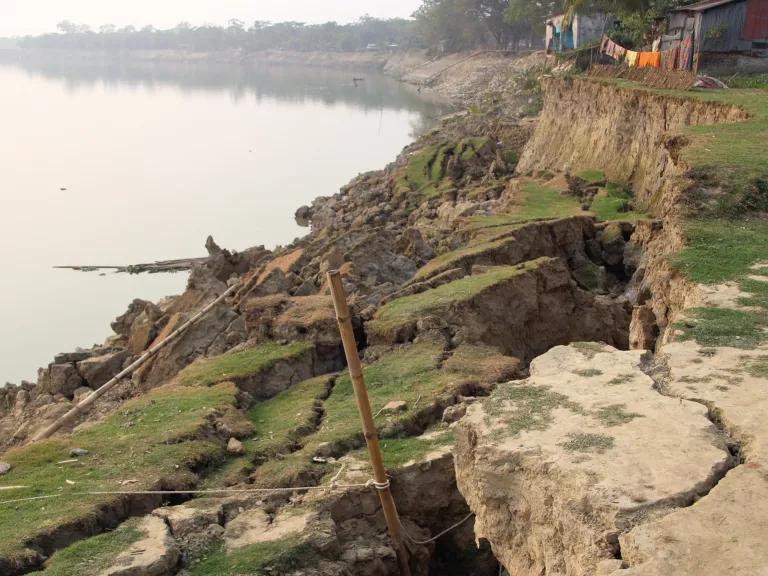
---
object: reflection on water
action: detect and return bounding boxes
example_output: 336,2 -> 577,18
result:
0,53 -> 447,384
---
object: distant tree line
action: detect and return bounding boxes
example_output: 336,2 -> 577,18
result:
15,0 -> 700,55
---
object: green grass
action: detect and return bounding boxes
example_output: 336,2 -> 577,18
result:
560,432 -> 615,453
251,342 -> 510,487
348,431 -> 456,470
590,182 -> 648,222
727,74 -> 768,89
188,537 -> 316,576
251,341 -> 450,486
745,356 -> 768,378
485,384 -> 584,438
672,220 -> 768,349
244,376 -> 330,459
673,220 -> 768,284
178,341 -> 313,388
576,169 -> 606,183
675,308 -> 767,349
607,374 -> 635,386
31,518 -> 144,575
413,234 -> 512,281
574,368 -> 603,377
371,260 -> 548,335
0,381 -> 237,564
594,404 -> 643,427
513,182 -> 583,221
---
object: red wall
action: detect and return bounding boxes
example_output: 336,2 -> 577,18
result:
743,0 -> 768,40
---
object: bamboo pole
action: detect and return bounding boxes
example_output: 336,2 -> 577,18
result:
326,270 -> 412,576
30,283 -> 240,442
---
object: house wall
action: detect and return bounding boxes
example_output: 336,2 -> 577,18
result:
574,13 -> 611,48
697,0 -> 750,52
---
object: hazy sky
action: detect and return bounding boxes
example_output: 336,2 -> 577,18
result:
0,0 -> 424,37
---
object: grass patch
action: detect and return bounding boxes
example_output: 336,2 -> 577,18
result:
574,368 -> 603,377
178,341 -> 313,388
512,182 -> 583,221
594,404 -> 643,427
607,374 -> 635,386
244,376 -> 330,458
486,384 -> 584,438
560,432 -> 615,453
576,169 -> 606,183
0,382 -> 237,564
188,537 -> 316,576
674,308 -> 767,349
673,220 -> 768,284
745,356 -> 768,378
33,518 -> 144,575
590,182 -> 648,222
371,260 -> 548,335
348,431 -> 456,470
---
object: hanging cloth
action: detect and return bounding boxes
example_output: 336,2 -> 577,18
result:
625,50 -> 639,67
638,52 -> 661,68
679,35 -> 693,70
663,45 -> 680,70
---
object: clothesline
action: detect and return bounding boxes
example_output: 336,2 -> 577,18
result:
600,34 -> 691,71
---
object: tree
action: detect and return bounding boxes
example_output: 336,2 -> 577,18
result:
56,20 -> 78,34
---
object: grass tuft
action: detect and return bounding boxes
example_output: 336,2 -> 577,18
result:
560,432 -> 615,453
674,308 -> 767,349
594,404 -> 643,427
486,384 -> 584,438
178,342 -> 313,388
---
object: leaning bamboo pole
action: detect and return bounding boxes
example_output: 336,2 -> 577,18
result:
31,283 -> 240,442
326,270 -> 412,576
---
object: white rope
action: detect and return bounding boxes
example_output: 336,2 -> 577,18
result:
366,479 -> 391,491
0,482 -> 374,506
399,511 -> 474,545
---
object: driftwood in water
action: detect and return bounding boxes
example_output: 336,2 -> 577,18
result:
54,257 -> 207,275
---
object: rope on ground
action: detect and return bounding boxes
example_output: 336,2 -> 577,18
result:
0,481 -> 374,506
399,511 -> 474,545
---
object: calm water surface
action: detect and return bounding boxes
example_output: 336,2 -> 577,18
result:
0,55 -> 445,383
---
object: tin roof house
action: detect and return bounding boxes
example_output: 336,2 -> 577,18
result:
662,0 -> 768,71
546,12 -> 613,53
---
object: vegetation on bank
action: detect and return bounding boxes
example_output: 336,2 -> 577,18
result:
370,260 -> 548,337
178,341 -> 313,388
30,518 -> 145,576
0,381 -> 238,566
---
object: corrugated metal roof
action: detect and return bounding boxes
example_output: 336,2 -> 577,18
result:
671,0 -> 743,12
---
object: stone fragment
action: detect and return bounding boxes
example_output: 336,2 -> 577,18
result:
153,500 -> 223,539
77,350 -> 129,389
38,363 -> 84,397
224,508 -> 309,551
69,448 -> 89,457
102,515 -> 180,576
381,400 -> 407,414
72,387 -> 92,403
0,461 -> 11,475
442,403 -> 467,424
227,437 -> 245,456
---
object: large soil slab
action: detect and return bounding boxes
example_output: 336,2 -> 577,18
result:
454,343 -> 732,576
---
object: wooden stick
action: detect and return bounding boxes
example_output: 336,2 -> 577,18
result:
30,283 -> 240,442
326,270 -> 412,576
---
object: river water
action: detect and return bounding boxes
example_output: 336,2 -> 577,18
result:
0,54 -> 446,384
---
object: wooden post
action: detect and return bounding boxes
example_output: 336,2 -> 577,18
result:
327,270 -> 412,576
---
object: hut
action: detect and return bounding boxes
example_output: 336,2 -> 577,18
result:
545,12 -> 613,53
662,0 -> 768,71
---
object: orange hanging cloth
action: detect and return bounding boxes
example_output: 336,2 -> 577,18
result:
638,51 -> 661,68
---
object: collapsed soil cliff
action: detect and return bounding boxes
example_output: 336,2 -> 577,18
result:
518,76 -> 748,216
